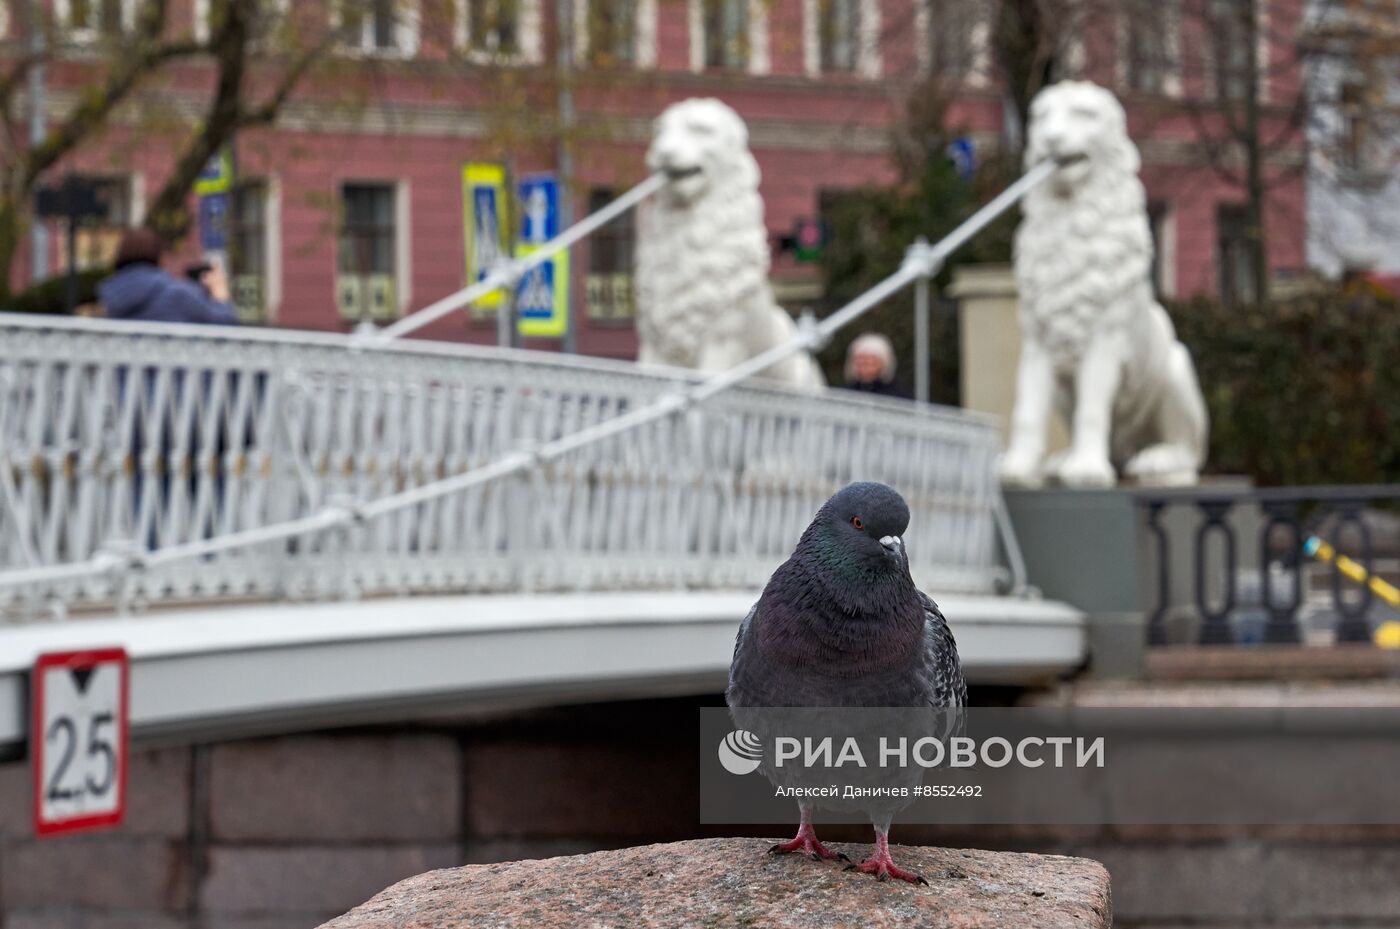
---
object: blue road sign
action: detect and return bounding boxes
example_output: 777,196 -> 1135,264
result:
518,174 -> 559,244
515,174 -> 568,338
199,192 -> 229,252
517,257 -> 555,319
947,138 -> 976,181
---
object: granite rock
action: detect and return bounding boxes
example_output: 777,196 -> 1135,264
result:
320,837 -> 1111,929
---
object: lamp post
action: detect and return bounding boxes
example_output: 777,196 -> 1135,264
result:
556,0 -> 576,353
913,237 -> 931,405
29,0 -> 48,281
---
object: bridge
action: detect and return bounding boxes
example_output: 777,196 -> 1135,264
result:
0,161 -> 1083,759
0,310 -> 1084,755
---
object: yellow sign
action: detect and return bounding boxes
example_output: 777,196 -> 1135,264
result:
462,164 -> 510,315
195,149 -> 233,197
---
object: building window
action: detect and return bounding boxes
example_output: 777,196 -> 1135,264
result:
462,0 -> 521,55
819,0 -> 859,72
578,0 -> 637,66
1338,80 -> 1369,172
585,188 -> 635,321
703,0 -> 748,70
55,0 -> 132,42
230,181 -> 269,324
806,0 -> 876,77
57,175 -> 132,273
84,176 -> 132,227
338,184 -> 399,323
195,0 -> 290,44
926,0 -> 978,80
339,0 -> 418,56
1123,2 -> 1179,95
1209,0 -> 1250,101
1217,203 -> 1258,306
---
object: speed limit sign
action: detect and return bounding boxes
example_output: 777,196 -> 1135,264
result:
32,649 -> 129,837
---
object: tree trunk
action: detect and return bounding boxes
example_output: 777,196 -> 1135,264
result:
994,0 -> 1058,158
144,0 -> 252,246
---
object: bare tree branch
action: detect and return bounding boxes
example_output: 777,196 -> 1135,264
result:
239,31 -> 343,127
0,0 -> 207,295
144,0 -> 366,243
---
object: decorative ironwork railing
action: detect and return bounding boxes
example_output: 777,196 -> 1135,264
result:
1140,485 -> 1400,646
0,314 -> 1009,616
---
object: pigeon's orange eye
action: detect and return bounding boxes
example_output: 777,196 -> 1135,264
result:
851,516 -> 864,530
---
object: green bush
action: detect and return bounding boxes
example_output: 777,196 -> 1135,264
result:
1170,284 -> 1400,486
2,267 -> 109,315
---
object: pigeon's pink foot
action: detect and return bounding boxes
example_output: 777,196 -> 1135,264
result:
844,832 -> 929,886
769,822 -> 849,862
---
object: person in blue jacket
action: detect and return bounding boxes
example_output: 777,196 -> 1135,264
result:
98,227 -> 238,325
99,228 -> 240,544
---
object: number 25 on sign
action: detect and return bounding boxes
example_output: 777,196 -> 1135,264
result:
32,649 -> 129,837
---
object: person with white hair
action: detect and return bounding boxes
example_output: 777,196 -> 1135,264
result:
843,333 -> 912,400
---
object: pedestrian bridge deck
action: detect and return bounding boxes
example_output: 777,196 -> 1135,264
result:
0,590 -> 1084,754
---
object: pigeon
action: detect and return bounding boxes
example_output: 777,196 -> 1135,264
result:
726,481 -> 967,885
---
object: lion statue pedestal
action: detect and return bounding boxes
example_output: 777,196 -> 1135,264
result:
635,98 -> 824,390
1001,81 -> 1209,488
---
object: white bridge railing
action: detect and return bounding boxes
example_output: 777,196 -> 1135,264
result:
0,314 -> 1006,616
0,158 -> 1058,619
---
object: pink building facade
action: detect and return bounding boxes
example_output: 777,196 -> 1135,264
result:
4,0 -> 1307,359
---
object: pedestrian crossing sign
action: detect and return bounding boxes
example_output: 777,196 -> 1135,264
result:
514,249 -> 569,338
463,163 -> 510,315
515,174 -> 569,339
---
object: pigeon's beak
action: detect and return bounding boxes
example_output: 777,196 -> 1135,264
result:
879,535 -> 904,564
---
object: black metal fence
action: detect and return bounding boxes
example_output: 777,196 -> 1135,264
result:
1139,485 -> 1400,646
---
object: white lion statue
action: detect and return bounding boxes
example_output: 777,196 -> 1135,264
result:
1002,81 -> 1209,488
635,98 -> 824,389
